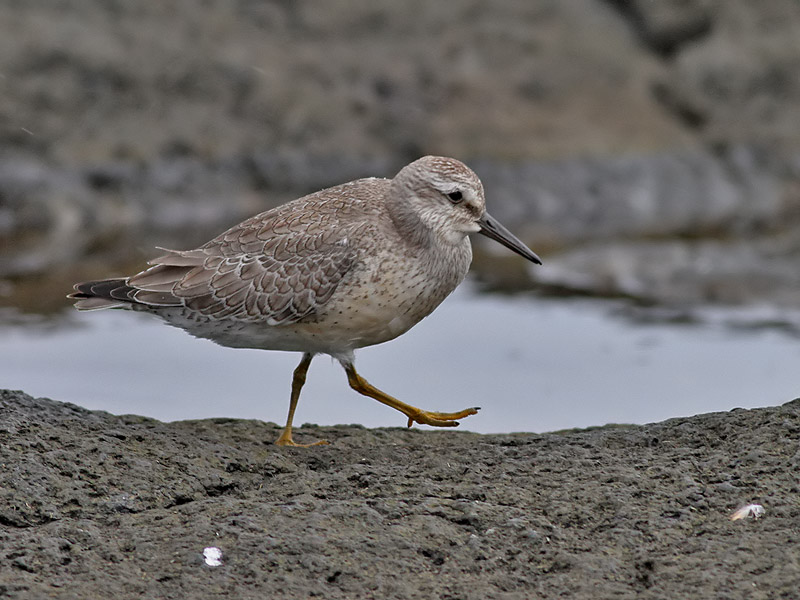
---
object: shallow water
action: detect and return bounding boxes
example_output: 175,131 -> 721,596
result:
1,285 -> 798,433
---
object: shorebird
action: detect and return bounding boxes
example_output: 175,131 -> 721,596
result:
69,156 -> 541,446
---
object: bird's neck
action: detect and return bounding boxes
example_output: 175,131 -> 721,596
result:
386,189 -> 434,250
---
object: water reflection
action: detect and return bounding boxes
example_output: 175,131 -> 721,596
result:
1,285 -> 798,433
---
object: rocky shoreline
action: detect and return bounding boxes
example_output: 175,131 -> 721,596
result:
4,1 -> 800,317
1,389 -> 798,598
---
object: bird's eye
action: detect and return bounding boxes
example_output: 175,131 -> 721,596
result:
447,190 -> 463,203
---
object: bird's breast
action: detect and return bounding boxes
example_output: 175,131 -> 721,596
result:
309,238 -> 472,349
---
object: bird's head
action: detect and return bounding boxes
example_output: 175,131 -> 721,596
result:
391,156 -> 541,264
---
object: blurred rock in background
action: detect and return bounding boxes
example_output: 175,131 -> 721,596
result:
2,0 -> 800,313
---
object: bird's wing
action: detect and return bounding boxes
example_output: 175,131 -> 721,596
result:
128,206 -> 369,325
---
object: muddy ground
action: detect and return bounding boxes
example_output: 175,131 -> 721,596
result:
1,389 -> 798,599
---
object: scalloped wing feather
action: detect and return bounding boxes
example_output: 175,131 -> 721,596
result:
70,178 -> 389,320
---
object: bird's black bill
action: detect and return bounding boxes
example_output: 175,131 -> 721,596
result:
477,212 -> 542,265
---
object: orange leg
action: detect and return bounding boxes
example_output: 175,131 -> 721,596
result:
342,361 -> 480,428
275,353 -> 329,447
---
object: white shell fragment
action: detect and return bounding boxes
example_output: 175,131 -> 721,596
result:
730,504 -> 765,521
203,546 -> 223,566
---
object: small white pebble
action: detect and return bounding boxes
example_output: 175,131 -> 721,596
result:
203,546 -> 223,566
730,504 -> 765,521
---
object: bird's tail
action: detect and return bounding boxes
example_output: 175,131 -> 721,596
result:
68,248 -> 206,310
67,279 -> 138,310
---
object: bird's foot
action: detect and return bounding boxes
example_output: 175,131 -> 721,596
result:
274,429 -> 329,447
341,362 -> 480,429
406,406 -> 480,428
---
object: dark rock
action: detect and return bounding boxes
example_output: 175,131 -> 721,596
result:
1,389 -> 799,598
608,0 -> 713,57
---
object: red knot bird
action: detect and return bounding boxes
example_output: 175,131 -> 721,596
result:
69,156 -> 541,446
